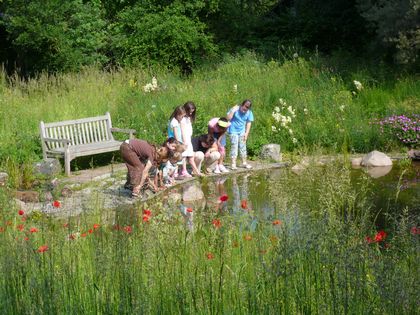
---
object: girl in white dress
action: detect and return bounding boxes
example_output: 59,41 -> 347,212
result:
181,102 -> 202,177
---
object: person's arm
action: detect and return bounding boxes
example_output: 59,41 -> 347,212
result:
180,120 -> 188,143
226,105 -> 239,121
243,122 -> 252,141
133,160 -> 153,195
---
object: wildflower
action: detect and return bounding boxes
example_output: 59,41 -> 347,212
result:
219,194 -> 229,202
233,84 -> 238,93
271,126 -> 277,132
143,215 -> 150,222
241,199 -> 248,209
18,210 -> 24,216
123,226 -> 132,233
274,106 -> 280,113
93,223 -> 100,230
53,200 -> 61,208
0,227 -> 4,232
212,219 -> 222,228
374,230 -> 387,242
17,224 -> 24,231
292,138 -> 298,144
37,245 -> 49,253
244,234 -> 252,241
339,105 -> 345,112
303,108 -> 308,114
88,229 -> 93,234
206,252 -> 214,260
143,209 -> 152,217
293,52 -> 299,58
68,234 -> 76,240
272,219 -> 282,226
353,80 -> 363,91
186,208 -> 193,213
410,226 -> 419,235
29,227 -> 38,233
81,233 -> 87,237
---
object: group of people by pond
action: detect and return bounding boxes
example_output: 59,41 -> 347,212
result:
120,99 -> 254,198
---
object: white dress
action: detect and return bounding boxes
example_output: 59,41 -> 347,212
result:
181,117 -> 194,157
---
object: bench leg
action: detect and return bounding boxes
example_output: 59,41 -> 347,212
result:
64,153 -> 71,176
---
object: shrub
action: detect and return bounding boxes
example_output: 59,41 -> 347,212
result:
373,114 -> 420,146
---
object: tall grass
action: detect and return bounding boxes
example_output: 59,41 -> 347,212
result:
0,53 -> 419,185
0,165 -> 418,314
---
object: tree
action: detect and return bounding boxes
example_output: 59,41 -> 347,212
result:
1,0 -> 108,74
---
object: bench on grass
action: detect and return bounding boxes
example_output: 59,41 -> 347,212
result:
39,112 -> 136,175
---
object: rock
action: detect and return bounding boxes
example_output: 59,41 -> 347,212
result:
351,157 -> 363,168
260,144 -> 282,162
14,190 -> 40,203
182,183 -> 204,202
361,151 -> 392,167
61,186 -> 73,197
14,198 -> 27,210
291,163 -> 307,174
366,165 -> 393,178
44,191 -> 53,202
33,158 -> 62,176
408,149 -> 420,160
0,172 -> 8,186
168,193 -> 182,205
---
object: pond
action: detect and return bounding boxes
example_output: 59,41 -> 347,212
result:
1,161 -> 419,314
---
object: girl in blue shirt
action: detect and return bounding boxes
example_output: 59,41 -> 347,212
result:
227,99 -> 254,169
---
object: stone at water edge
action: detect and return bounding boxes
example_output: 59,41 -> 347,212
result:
361,151 -> 393,167
182,182 -> 205,202
0,172 -> 8,186
407,149 -> 420,160
260,144 -> 282,162
351,157 -> 363,168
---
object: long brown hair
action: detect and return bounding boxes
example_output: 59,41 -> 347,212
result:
183,101 -> 196,123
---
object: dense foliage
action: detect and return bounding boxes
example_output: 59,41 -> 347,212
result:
0,0 -> 419,75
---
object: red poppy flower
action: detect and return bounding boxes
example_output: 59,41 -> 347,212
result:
206,252 -> 214,260
186,208 -> 193,213
244,235 -> 252,241
241,200 -> 248,209
374,230 -> 387,242
410,227 -> 419,235
272,219 -> 282,226
69,234 -> 76,240
29,227 -> 38,233
18,210 -> 24,216
81,233 -> 87,237
143,215 -> 150,223
0,227 -> 4,232
219,194 -> 229,202
6,221 -> 12,226
212,219 -> 222,228
52,200 -> 61,208
37,245 -> 49,253
123,226 -> 132,233
24,237 -> 29,241
63,223 -> 69,228
17,224 -> 24,231
88,229 -> 93,234
143,209 -> 152,217
93,223 -> 100,230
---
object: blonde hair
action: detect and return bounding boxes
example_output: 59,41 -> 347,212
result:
175,143 -> 187,153
170,151 -> 183,163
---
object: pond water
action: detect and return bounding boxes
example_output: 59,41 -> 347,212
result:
163,161 -> 419,231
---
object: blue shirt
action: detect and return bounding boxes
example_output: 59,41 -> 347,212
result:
227,107 -> 254,134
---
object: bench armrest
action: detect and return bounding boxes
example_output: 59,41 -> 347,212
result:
111,127 -> 137,139
42,137 -> 71,144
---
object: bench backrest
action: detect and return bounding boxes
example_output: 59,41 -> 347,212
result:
40,112 -> 114,149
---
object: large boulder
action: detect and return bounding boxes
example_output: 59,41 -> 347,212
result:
361,151 -> 392,167
33,158 -> 62,176
260,144 -> 282,162
182,183 -> 204,202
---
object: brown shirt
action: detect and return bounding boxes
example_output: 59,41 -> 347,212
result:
128,139 -> 156,164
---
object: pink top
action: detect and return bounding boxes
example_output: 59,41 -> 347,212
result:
208,117 -> 231,133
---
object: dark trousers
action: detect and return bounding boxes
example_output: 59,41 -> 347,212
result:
120,143 -> 144,189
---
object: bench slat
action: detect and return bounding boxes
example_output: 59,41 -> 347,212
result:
42,114 -> 109,128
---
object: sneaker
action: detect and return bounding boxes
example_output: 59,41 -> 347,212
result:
181,170 -> 192,178
219,164 -> 229,173
231,163 -> 237,170
241,162 -> 252,169
214,165 -> 221,174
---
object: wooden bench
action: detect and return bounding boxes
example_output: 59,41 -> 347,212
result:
39,112 -> 136,175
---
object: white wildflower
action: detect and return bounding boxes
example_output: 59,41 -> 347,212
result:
339,105 -> 345,112
279,98 -> 287,106
151,77 -> 158,89
292,138 -> 298,144
353,80 -> 363,91
274,106 -> 280,113
233,84 -> 238,93
288,128 -> 293,134
293,53 -> 299,59
272,126 -> 277,132
287,106 -> 296,118
143,83 -> 153,92
303,108 -> 308,114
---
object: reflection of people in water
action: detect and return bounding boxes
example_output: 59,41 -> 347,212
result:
180,182 -> 206,231
205,176 -> 228,212
231,175 -> 250,213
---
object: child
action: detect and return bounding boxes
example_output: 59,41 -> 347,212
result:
208,117 -> 230,173
181,101 -> 202,177
161,151 -> 183,186
168,106 -> 186,177
226,99 -> 254,169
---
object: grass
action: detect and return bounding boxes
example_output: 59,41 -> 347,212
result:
0,52 -> 419,187
0,164 -> 418,314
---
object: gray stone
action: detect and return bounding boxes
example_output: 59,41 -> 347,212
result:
0,172 -> 8,186
61,186 -> 73,197
182,183 -> 204,202
408,149 -> 420,160
351,157 -> 363,168
14,190 -> 40,203
33,158 -> 62,176
260,144 -> 282,162
361,151 -> 392,167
